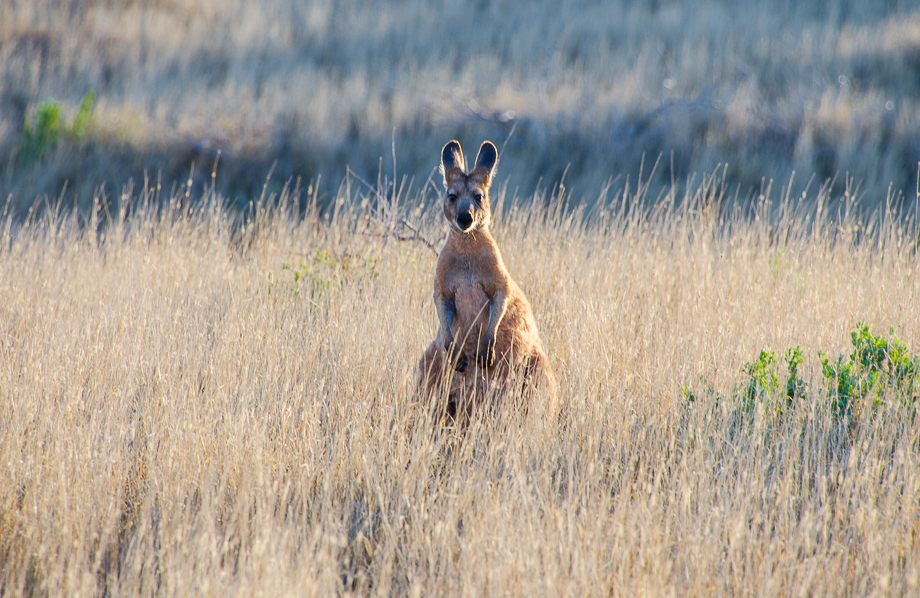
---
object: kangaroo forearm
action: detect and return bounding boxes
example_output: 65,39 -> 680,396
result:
437,298 -> 456,343
486,289 -> 508,338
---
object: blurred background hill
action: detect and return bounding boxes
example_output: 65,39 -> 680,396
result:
2,0 -> 919,216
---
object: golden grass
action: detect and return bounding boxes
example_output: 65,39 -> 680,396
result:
1,176 -> 919,596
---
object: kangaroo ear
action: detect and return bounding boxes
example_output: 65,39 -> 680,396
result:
473,141 -> 498,182
441,140 -> 465,175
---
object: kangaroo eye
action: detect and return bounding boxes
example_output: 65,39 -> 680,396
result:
447,193 -> 457,203
474,192 -> 483,201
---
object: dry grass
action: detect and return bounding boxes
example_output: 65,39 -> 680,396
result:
2,0 -> 920,211
1,173 -> 919,596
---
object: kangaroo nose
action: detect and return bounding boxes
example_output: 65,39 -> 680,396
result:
456,212 -> 473,231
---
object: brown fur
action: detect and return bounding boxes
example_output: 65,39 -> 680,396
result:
418,140 -> 557,423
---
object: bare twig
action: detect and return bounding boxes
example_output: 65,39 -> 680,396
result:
347,166 -> 387,216
395,219 -> 439,255
346,166 -> 439,255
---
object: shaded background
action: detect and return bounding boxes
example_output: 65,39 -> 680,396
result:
2,0 -> 919,215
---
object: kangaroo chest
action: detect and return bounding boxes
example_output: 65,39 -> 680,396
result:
438,255 -> 494,331
442,258 -> 485,293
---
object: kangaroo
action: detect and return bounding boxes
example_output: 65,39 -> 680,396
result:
418,140 -> 556,423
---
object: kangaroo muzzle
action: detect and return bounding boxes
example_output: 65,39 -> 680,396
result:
456,199 -> 475,231
456,211 -> 474,231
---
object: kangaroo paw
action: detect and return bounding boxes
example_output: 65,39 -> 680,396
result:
477,337 -> 496,368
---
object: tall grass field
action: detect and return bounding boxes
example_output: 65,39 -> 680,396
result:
3,0 -> 920,595
1,173 -> 919,595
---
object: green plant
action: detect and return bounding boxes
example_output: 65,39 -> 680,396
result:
740,350 -> 780,415
821,354 -> 859,418
270,250 -> 378,299
784,347 -> 806,402
734,346 -> 806,421
684,322 -> 920,428
822,322 -> 920,417
685,324 -> 919,428
70,91 -> 96,139
682,346 -> 806,428
16,91 -> 96,165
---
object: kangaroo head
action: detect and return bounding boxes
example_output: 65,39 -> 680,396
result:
440,140 -> 498,233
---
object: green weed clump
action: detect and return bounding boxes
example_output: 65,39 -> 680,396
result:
16,91 -> 96,165
271,250 -> 379,299
685,324 -> 919,425
738,347 -> 807,418
822,323 -> 920,418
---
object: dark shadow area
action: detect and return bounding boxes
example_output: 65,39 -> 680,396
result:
3,105 -> 919,226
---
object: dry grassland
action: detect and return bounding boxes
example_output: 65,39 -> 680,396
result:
1,175 -> 919,596
2,0 -> 920,209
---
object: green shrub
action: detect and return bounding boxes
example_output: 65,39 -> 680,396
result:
16,91 -> 96,165
740,349 -> 779,415
784,347 -> 807,402
822,322 -> 920,417
684,324 -> 918,426
737,347 -> 805,421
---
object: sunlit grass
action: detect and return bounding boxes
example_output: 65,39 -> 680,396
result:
1,172 -> 918,595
